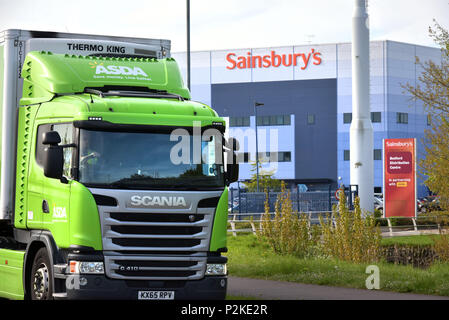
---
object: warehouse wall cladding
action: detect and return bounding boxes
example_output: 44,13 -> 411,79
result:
173,40 -> 442,197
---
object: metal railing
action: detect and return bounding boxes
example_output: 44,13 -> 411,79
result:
227,211 -> 334,236
227,211 -> 446,237
228,186 -> 358,215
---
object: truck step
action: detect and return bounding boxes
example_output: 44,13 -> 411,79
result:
53,292 -> 67,300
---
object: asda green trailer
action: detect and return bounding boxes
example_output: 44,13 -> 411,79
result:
0,29 -> 238,300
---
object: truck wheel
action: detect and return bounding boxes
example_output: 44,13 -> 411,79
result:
30,247 -> 53,300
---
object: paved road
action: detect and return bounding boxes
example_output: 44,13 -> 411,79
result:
228,276 -> 449,300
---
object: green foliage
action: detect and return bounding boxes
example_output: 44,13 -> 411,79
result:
243,160 -> 282,192
259,182 -> 319,258
259,184 -> 381,263
433,232 -> 449,262
381,235 -> 439,247
403,20 -> 449,209
226,234 -> 449,297
319,194 -> 382,263
420,210 -> 449,227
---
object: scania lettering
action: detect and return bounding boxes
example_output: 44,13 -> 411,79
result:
129,195 -> 187,207
0,29 -> 238,300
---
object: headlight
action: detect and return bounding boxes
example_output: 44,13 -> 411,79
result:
69,261 -> 104,274
205,263 -> 227,276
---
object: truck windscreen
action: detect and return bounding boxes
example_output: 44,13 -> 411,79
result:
78,129 -> 225,190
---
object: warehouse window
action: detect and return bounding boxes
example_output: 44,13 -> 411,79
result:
344,150 -> 350,161
257,115 -> 290,126
374,149 -> 382,160
278,152 -> 292,162
307,114 -> 315,125
229,116 -> 250,127
237,152 -> 250,163
257,151 -> 291,162
344,112 -> 381,123
371,112 -> 381,123
396,112 -> 408,124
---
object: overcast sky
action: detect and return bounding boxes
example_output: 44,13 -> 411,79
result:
0,0 -> 448,52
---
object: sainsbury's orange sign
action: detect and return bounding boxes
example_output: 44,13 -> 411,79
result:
226,49 -> 322,70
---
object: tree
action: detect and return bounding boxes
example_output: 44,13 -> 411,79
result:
243,159 -> 282,192
403,20 -> 449,209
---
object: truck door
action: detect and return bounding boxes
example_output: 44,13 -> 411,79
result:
27,124 -> 52,230
41,123 -> 75,245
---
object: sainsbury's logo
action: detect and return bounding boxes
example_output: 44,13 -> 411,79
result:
386,141 -> 413,147
226,49 -> 322,70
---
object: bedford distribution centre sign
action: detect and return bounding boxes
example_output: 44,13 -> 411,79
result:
383,138 -> 417,218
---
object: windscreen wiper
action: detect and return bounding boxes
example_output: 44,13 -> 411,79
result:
84,88 -> 184,101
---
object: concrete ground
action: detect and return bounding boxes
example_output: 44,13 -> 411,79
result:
227,276 -> 449,300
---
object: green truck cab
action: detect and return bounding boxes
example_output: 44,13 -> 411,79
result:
0,30 -> 238,300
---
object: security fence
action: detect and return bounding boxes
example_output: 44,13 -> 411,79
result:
228,185 -> 358,215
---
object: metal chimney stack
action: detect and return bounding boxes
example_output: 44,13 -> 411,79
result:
350,0 -> 374,213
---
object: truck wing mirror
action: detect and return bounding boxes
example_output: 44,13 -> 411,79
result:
225,137 -> 239,185
226,137 -> 240,151
226,159 -> 239,184
42,131 -> 63,180
42,131 -> 61,145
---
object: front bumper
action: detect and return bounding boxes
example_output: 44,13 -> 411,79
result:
62,275 -> 227,300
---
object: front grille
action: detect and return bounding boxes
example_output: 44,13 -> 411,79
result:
104,255 -> 207,280
100,205 -> 216,280
119,260 -> 197,268
117,270 -> 197,278
110,212 -> 205,223
92,189 -> 222,281
103,211 -> 212,253
111,225 -> 202,235
111,250 -> 200,256
111,238 -> 201,248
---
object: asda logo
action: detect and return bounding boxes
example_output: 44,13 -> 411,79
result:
90,61 -> 149,77
96,65 -> 149,77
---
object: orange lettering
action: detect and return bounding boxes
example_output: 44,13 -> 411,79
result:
226,53 -> 237,69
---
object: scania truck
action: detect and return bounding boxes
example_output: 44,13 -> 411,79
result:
0,29 -> 238,300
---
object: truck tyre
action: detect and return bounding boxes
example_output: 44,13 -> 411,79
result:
30,247 -> 53,300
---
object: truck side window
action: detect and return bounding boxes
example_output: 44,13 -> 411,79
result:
36,123 -> 75,180
52,123 -> 75,180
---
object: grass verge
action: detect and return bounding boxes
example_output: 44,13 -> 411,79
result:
225,234 -> 449,296
381,234 -> 440,246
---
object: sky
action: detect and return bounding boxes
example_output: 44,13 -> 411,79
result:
0,0 -> 448,52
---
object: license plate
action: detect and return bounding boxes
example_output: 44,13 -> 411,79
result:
138,290 -> 175,300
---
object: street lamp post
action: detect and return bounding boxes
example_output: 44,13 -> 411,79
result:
254,102 -> 264,192
186,0 -> 191,91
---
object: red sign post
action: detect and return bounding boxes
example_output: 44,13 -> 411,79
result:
383,138 -> 417,218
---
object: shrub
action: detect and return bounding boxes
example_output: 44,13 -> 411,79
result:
259,183 -> 381,262
420,211 -> 449,227
259,182 -> 319,258
433,231 -> 449,262
319,193 -> 382,263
